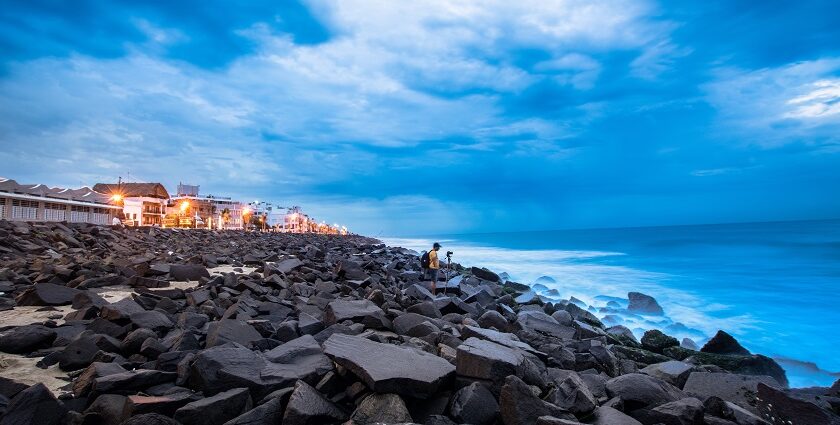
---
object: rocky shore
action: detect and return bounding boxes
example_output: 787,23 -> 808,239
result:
1,220 -> 838,425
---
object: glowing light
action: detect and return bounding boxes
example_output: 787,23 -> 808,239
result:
111,194 -> 123,202
179,201 -> 189,212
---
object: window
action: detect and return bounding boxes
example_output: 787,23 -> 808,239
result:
0,197 -> 5,218
70,205 -> 90,222
11,199 -> 38,220
44,202 -> 66,221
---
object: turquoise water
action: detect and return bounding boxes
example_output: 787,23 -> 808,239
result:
384,219 -> 840,388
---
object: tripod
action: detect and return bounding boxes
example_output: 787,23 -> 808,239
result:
443,253 -> 452,297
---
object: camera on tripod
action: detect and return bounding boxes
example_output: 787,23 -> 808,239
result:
446,250 -> 454,259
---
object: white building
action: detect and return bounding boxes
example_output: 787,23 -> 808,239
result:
93,182 -> 169,226
0,177 -> 121,225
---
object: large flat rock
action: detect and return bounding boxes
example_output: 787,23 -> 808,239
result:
683,372 -> 780,413
323,333 -> 455,399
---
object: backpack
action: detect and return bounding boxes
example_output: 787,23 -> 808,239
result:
420,251 -> 431,269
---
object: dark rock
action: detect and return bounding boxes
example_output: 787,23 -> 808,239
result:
262,335 -> 333,386
499,375 -> 574,425
224,396 -> 286,425
100,298 -> 146,321
517,311 -> 575,339
683,353 -> 788,388
407,300 -> 442,318
119,413 -> 182,425
91,370 -> 176,395
756,382 -> 840,424
627,292 -> 664,315
682,372 -> 780,414
323,333 -> 455,399
605,373 -> 685,410
478,310 -> 509,331
84,393 -> 127,425
700,330 -> 750,356
456,337 -> 527,385
641,329 -> 679,353
548,370 -> 597,415
189,344 -> 270,397
15,282 -> 81,306
449,382 -> 499,425
550,310 -> 573,326
282,380 -> 348,425
0,324 -> 56,353
350,393 -> 413,424
174,387 -> 252,425
640,360 -> 694,389
265,258 -> 304,276
169,264 -> 210,281
323,299 -> 390,329
206,319 -> 262,348
633,397 -> 704,425
122,328 -> 158,354
471,267 -> 500,282
0,377 -> 28,399
129,310 -> 174,333
73,362 -> 127,396
123,392 -> 194,418
591,406 -> 643,425
0,383 -> 67,425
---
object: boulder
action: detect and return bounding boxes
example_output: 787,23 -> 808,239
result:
0,324 -> 56,353
627,292 -> 663,315
471,267 -> 501,282
591,406 -> 643,425
323,333 -> 455,399
189,344 -> 271,397
84,393 -> 128,425
350,393 -> 412,425
129,310 -> 174,333
169,264 -> 210,281
756,382 -> 840,425
633,397 -> 704,425
641,361 -> 694,388
323,299 -> 390,329
262,335 -> 333,386
550,310 -> 573,326
549,371 -> 597,415
449,382 -> 499,425
73,362 -> 127,396
700,331 -> 750,356
456,337 -> 527,384
517,311 -> 575,339
265,258 -> 304,276
174,387 -> 253,425
682,372 -> 780,413
641,329 -> 679,353
0,383 -> 67,425
91,370 -> 176,395
15,282 -> 81,306
206,319 -> 262,348
282,380 -> 348,425
120,413 -> 182,425
123,392 -> 194,418
605,373 -> 685,410
499,376 -> 574,425
682,352 -> 787,387
478,310 -> 510,331
223,396 -> 286,425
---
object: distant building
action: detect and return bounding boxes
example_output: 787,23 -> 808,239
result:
169,184 -> 244,229
93,182 -> 169,226
0,177 -> 121,225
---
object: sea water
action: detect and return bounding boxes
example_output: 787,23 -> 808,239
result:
383,219 -> 840,388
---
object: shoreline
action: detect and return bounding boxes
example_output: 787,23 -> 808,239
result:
1,220 -> 838,424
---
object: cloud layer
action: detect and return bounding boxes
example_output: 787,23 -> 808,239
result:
1,0 -> 838,235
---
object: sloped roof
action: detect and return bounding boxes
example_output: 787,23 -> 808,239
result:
93,183 -> 170,199
0,177 -> 115,205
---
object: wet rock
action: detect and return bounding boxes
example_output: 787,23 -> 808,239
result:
478,310 -> 510,331
206,319 -> 262,348
0,383 -> 67,425
681,338 -> 699,351
15,282 -> 81,306
471,267 -> 500,282
641,329 -> 679,353
755,382 -> 840,424
517,310 -> 575,339
627,292 -> 663,315
700,330 -> 750,356
282,380 -> 348,425
682,352 -> 787,387
605,373 -> 685,410
449,382 -> 499,425
456,337 -> 526,385
499,375 -> 574,425
682,372 -> 780,413
0,324 -> 56,353
550,310 -> 573,326
323,333 -> 455,399
174,387 -> 252,425
262,335 -> 333,386
350,393 -> 412,424
591,405 -> 643,425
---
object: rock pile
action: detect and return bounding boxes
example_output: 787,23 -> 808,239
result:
1,220 -> 838,425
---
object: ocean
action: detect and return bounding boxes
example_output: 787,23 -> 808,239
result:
382,219 -> 840,388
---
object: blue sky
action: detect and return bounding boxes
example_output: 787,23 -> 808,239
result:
1,0 -> 839,236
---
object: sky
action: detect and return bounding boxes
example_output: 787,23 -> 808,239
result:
1,0 -> 839,236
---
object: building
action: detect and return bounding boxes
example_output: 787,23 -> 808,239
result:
92,182 -> 169,227
169,184 -> 245,230
0,177 -> 121,225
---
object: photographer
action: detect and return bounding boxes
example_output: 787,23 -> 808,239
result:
426,242 -> 442,293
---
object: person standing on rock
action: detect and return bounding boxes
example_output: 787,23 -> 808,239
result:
427,242 -> 441,293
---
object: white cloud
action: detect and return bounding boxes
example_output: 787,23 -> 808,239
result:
786,79 -> 840,119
